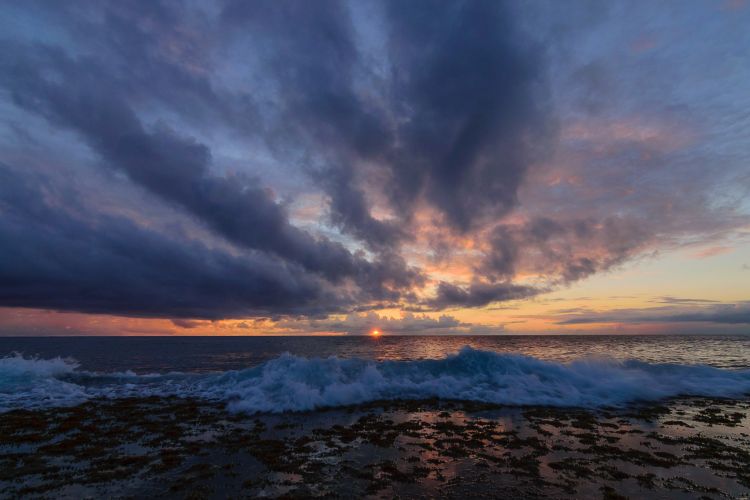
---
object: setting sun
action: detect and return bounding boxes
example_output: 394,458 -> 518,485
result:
370,328 -> 381,337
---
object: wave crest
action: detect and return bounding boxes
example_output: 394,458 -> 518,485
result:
0,353 -> 87,410
211,348 -> 750,412
2,347 -> 750,413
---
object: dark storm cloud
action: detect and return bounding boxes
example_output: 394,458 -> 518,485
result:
6,0 -> 742,322
221,0 -> 551,241
0,43 -> 325,275
0,0 -> 550,316
382,0 -> 551,231
9,1 -> 257,133
316,166 -> 406,251
0,165 -> 347,319
0,40 -> 421,300
222,0 -> 402,250
221,0 -> 388,156
218,0 -> 556,311
426,281 -> 539,310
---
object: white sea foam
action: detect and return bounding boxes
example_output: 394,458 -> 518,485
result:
0,353 -> 88,411
2,348 -> 750,413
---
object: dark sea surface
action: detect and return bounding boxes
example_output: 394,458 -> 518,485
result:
1,334 -> 749,373
1,335 -> 749,413
4,336 -> 750,499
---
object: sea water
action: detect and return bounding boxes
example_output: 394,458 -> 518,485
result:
1,335 -> 749,413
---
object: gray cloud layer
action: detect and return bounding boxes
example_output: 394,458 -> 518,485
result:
0,0 -> 747,320
557,303 -> 750,326
0,165 -> 343,318
0,0 -> 550,316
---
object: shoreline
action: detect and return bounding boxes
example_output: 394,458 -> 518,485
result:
2,396 -> 749,498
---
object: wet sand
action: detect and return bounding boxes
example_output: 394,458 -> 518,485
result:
1,397 -> 749,499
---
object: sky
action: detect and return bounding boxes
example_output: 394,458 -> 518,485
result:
0,0 -> 748,336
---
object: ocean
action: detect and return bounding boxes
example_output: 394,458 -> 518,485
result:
3,335 -> 750,498
2,335 -> 749,414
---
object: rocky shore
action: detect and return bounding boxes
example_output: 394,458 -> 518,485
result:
2,397 -> 749,498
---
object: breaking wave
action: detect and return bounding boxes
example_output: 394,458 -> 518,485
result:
2,347 -> 750,413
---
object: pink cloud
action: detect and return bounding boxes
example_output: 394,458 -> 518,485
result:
689,246 -> 734,259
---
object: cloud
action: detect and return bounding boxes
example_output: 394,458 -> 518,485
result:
316,166 -> 407,251
0,0 -> 748,323
0,165 -> 349,319
277,311 -> 476,335
222,0 -> 553,242
650,296 -> 720,305
0,36 -> 431,314
0,41 -> 422,294
556,302 -> 750,325
482,216 -> 652,284
221,0 -> 403,250
425,281 -> 540,310
689,246 -> 734,259
0,0 -> 553,315
379,0 -> 552,232
171,319 -> 201,329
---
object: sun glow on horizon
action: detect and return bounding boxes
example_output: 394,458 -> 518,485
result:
370,328 -> 382,337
